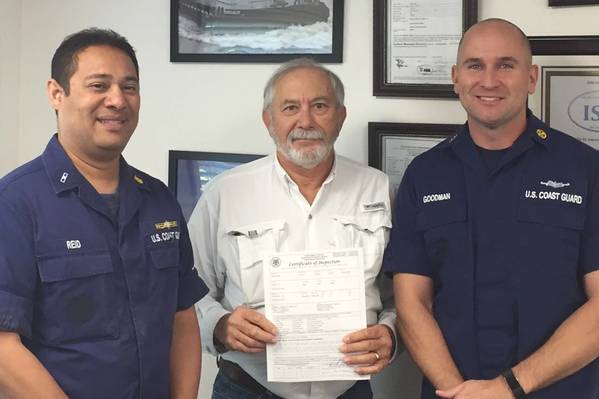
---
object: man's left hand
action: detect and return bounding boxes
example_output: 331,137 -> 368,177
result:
340,324 -> 394,375
435,377 -> 515,399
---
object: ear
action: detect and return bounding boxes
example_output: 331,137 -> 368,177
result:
451,65 -> 459,94
528,64 -> 539,95
262,109 -> 272,131
47,79 -> 65,110
336,105 -> 347,131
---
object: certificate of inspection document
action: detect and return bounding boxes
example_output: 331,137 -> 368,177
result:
264,249 -> 368,382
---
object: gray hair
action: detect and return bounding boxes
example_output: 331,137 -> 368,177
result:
262,58 -> 345,111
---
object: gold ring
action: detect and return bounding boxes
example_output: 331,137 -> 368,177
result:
373,351 -> 380,361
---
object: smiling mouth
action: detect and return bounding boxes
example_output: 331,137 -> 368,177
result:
476,96 -> 503,103
98,117 -> 127,130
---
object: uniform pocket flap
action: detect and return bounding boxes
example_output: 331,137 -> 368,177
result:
334,212 -> 391,233
38,253 -> 113,283
517,203 -> 585,230
227,219 -> 286,238
416,203 -> 467,231
149,247 -> 180,270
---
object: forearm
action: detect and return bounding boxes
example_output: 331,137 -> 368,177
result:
513,295 -> 599,393
397,302 -> 463,390
169,307 -> 201,399
0,332 -> 67,399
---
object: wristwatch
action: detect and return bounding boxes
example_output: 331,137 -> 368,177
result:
502,368 -> 527,399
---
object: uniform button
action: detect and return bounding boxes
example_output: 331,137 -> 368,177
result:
308,214 -> 313,219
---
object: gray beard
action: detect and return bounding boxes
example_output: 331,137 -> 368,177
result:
271,128 -> 335,169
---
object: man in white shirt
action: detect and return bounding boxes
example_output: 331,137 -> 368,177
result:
189,58 -> 396,399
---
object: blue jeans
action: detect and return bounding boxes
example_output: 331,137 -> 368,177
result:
212,370 -> 373,399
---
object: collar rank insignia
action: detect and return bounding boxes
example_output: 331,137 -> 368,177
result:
134,175 -> 144,184
155,220 -> 178,230
536,129 -> 548,140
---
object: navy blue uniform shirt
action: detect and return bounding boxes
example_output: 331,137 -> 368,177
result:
0,135 -> 208,398
384,113 -> 599,399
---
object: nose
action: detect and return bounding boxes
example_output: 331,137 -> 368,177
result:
105,86 -> 126,110
480,68 -> 499,89
296,106 -> 315,129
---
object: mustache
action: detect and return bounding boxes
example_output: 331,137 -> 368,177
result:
288,129 -> 325,141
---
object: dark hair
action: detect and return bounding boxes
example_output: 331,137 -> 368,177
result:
51,28 -> 139,95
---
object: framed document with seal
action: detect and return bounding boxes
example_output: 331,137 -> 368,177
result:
368,122 -> 460,196
373,0 -> 477,98
540,66 -> 599,149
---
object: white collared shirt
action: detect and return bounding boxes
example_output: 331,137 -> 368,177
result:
189,153 -> 395,399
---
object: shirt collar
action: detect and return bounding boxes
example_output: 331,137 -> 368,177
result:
41,133 -> 150,195
438,109 -> 551,153
272,151 -> 338,188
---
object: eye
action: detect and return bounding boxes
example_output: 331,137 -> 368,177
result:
282,104 -> 298,113
313,102 -> 328,110
123,84 -> 139,93
500,63 -> 515,69
89,82 -> 107,91
467,63 -> 482,71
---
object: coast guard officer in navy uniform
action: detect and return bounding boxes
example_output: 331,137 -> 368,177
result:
0,29 -> 208,399
385,18 -> 599,399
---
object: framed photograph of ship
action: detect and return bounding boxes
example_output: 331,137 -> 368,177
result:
168,150 -> 264,221
171,0 -> 344,63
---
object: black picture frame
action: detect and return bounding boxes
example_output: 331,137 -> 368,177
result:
529,36 -> 599,56
170,0 -> 344,63
549,0 -> 599,6
373,0 -> 478,98
368,122 -> 460,195
168,150 -> 264,221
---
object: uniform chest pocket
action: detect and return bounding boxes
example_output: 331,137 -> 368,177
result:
517,200 -> 585,275
415,202 -> 467,270
228,220 -> 286,308
333,212 -> 391,273
36,251 -> 121,344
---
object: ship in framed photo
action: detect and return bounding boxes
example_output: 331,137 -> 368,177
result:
179,0 -> 330,30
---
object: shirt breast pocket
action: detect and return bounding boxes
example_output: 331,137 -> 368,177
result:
517,200 -> 585,278
36,251 -> 121,344
415,202 -> 468,276
333,211 -> 391,274
228,220 -> 286,308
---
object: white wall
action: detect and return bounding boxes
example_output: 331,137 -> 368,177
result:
13,1 -> 598,398
0,0 -> 21,177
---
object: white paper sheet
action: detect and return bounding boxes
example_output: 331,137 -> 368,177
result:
264,249 -> 368,382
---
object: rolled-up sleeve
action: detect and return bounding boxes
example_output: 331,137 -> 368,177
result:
188,195 -> 230,355
0,196 -> 36,338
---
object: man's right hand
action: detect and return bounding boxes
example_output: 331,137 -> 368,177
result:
214,306 -> 278,353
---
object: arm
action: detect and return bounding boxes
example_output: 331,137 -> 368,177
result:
0,331 -> 68,399
436,270 -> 599,399
394,273 -> 464,390
514,270 -> 599,392
188,190 -> 277,355
169,307 -> 201,399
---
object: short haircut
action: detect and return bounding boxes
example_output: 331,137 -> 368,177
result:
51,28 -> 139,95
263,58 -> 345,111
457,18 -> 532,64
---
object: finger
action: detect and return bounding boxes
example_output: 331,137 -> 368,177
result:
343,325 -> 380,344
436,384 -> 463,398
240,319 -> 277,344
232,328 -> 267,350
351,360 -> 386,376
245,309 -> 278,335
343,351 -> 384,366
227,338 -> 266,353
339,339 -> 381,355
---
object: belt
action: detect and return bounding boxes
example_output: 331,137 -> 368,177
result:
217,357 -> 273,396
